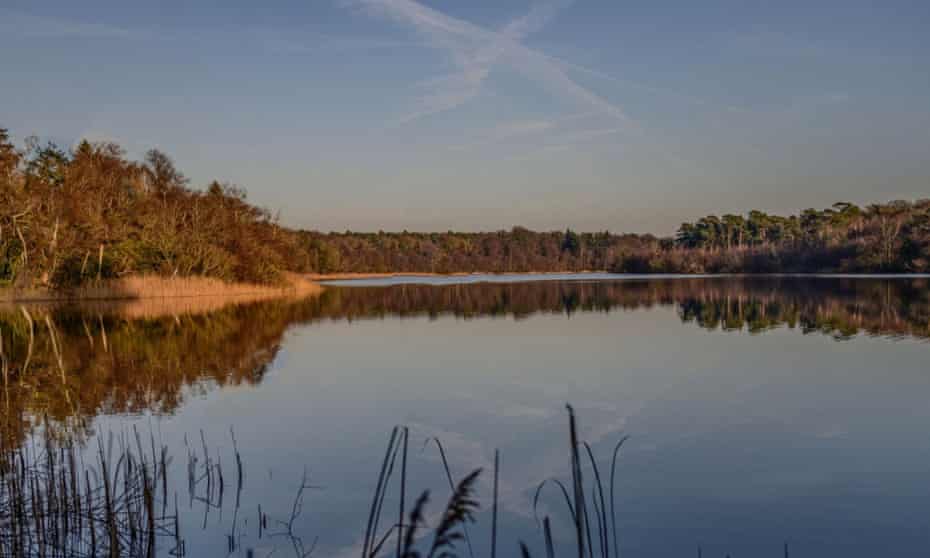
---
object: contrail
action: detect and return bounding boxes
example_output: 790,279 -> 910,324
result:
347,0 -> 628,124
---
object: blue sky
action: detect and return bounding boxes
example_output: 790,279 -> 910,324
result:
2,0 -> 928,233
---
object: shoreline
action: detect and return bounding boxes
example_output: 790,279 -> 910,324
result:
307,270 -> 930,282
4,270 -> 927,303
305,270 -> 606,281
1,274 -> 322,304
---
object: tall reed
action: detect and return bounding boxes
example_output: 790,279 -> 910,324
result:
1,406 -> 791,557
0,430 -> 176,558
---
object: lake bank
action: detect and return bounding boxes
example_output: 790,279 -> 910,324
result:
309,270 -> 930,287
4,270 -> 928,304
0,274 -> 322,304
304,270 -> 606,280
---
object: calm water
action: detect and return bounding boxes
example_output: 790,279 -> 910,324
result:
2,275 -> 930,557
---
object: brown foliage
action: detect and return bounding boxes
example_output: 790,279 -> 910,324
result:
3,127 -> 928,285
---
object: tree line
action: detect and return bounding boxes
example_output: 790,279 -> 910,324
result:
3,127 -> 929,289
661,201 -> 930,273
1,128 -> 312,288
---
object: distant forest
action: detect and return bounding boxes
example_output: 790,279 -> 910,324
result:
2,128 -> 929,288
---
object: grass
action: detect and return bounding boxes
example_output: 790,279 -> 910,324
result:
353,404 -> 791,558
0,273 -> 322,305
0,428 -> 176,557
0,406 -> 794,558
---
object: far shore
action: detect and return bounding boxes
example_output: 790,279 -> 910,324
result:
306,270 -> 930,283
5,270 -> 927,305
305,270 -> 607,281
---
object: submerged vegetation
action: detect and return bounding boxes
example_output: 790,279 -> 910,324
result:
3,127 -> 930,292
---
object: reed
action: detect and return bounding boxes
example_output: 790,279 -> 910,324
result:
523,407 -> 627,558
364,405 -> 622,558
1,273 -> 322,305
0,425 -> 254,557
0,430 -> 176,558
0,406 -> 792,557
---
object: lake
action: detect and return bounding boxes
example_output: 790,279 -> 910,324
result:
2,275 -> 929,557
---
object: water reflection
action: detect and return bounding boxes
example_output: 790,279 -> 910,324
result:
1,276 -> 928,448
0,298 -> 312,448
1,276 -> 929,556
320,276 -> 930,340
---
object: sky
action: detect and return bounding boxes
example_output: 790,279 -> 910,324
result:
1,0 -> 929,234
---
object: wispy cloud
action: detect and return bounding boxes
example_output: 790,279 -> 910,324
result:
346,0 -> 627,124
451,111 -> 617,153
255,31 -> 418,55
0,10 -> 417,55
548,53 -> 716,108
543,127 -> 622,149
0,11 -> 139,40
487,119 -> 557,141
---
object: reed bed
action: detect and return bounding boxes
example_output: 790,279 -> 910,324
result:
359,405 -> 623,558
0,426 -> 252,558
0,429 -> 177,558
358,405 -> 793,558
0,407 -> 794,558
1,274 -> 322,305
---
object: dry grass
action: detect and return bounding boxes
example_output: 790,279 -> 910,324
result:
0,274 -> 323,319
56,292 -> 300,320
1,274 -> 322,302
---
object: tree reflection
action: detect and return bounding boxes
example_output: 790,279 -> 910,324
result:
1,277 -> 927,449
